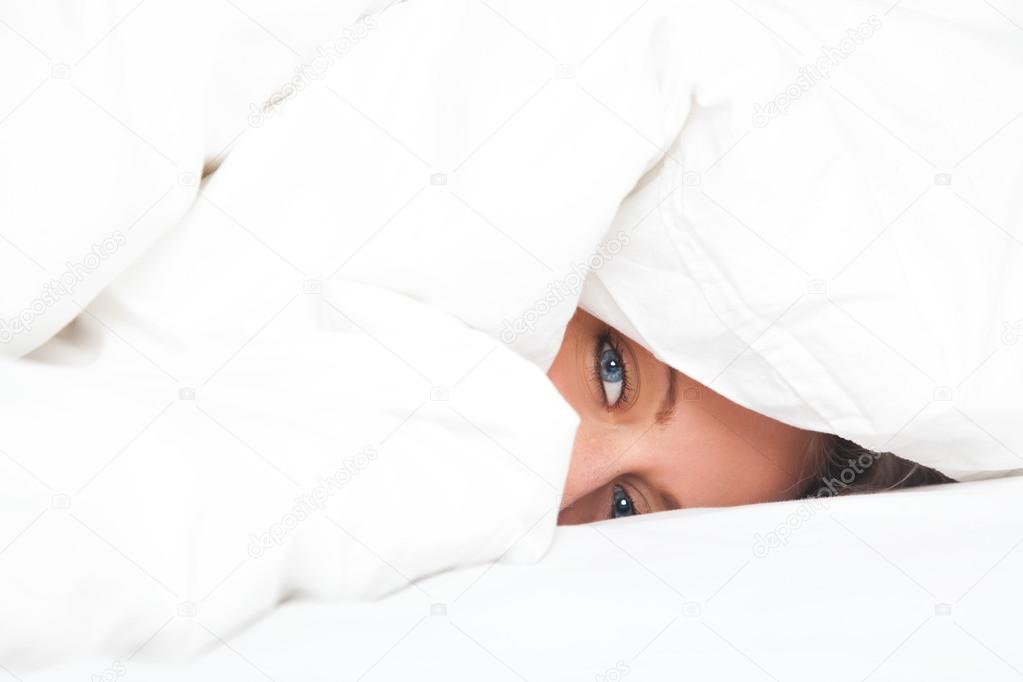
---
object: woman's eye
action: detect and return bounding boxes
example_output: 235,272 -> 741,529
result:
611,484 -> 637,519
598,340 -> 625,406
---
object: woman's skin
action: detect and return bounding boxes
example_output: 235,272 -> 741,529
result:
548,310 -> 820,525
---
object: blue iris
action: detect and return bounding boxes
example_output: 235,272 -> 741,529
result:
599,344 -> 624,383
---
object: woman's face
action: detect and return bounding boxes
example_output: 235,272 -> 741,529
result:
548,310 -> 818,524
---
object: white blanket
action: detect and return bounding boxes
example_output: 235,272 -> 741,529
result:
0,275 -> 576,667
2,0 -> 1022,674
3,0 -> 1021,480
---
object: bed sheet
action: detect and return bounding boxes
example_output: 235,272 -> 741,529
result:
26,476 -> 1023,681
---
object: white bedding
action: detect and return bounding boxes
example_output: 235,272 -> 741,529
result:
25,476 -> 1023,681
3,0 -> 1021,479
578,0 -> 1023,481
2,0 -> 1022,677
0,275 -> 577,668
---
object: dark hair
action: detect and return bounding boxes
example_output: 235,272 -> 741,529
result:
801,435 -> 955,499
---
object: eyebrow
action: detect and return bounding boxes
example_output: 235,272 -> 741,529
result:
652,369 -> 682,511
654,367 -> 678,425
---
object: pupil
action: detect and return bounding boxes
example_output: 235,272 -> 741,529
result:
612,485 -> 635,518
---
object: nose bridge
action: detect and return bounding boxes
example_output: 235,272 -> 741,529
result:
562,419 -> 640,508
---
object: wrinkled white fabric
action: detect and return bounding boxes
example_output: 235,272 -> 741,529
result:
0,274 -> 576,667
580,0 -> 1023,480
2,0 -> 1022,672
4,1 -> 1020,482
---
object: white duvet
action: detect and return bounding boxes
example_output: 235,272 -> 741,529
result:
0,273 -> 577,666
1,0 -> 1021,674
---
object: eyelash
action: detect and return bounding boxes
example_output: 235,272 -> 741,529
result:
592,329 -> 634,410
